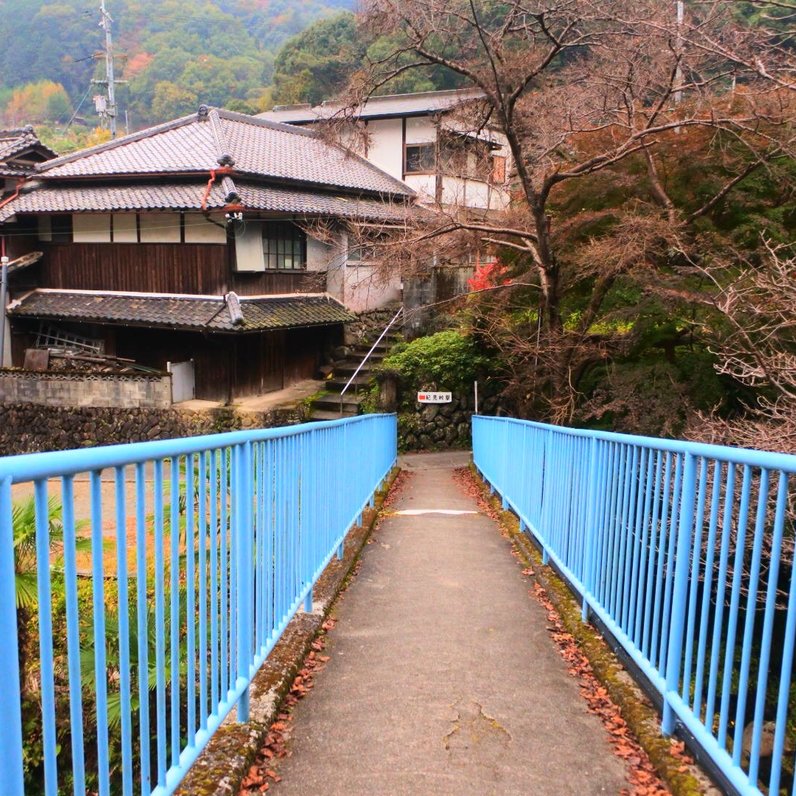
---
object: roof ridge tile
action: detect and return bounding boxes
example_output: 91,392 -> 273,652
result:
207,108 -> 234,165
216,107 -> 318,139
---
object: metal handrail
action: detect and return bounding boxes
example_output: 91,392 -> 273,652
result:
0,414 -> 398,795
339,306 -> 404,415
473,416 -> 796,796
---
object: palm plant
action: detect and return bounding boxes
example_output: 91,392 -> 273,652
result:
12,495 -> 91,608
13,495 -> 64,609
79,592 -> 189,731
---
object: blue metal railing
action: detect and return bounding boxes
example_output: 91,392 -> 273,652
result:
0,414 -> 397,796
474,416 -> 796,796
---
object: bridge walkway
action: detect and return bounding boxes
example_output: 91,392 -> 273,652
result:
268,452 -> 630,795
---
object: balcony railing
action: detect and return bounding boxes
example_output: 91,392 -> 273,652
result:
474,416 -> 796,796
0,414 -> 397,795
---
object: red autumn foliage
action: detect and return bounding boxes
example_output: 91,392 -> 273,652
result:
467,261 -> 511,292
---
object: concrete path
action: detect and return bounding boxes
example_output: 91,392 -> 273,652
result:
272,451 -> 629,795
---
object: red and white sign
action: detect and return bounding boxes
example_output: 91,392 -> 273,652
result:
417,391 -> 452,404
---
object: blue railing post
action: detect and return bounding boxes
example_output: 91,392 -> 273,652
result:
581,437 -> 599,622
540,429 -> 554,565
236,441 -> 254,723
299,433 -> 313,614
662,451 -> 697,736
0,476 -> 24,794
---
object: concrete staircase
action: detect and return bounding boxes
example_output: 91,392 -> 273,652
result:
309,335 -> 400,422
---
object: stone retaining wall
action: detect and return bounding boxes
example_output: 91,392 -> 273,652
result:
0,403 -> 305,456
343,305 -> 402,346
0,369 -> 172,409
398,394 -> 501,451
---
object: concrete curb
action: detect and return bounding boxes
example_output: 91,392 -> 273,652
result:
470,466 -> 717,796
175,467 -> 400,796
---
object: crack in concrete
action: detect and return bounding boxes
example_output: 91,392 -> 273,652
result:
443,699 -> 512,753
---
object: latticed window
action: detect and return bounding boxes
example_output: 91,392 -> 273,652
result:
262,222 -> 306,270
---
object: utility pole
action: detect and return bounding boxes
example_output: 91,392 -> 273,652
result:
0,254 -> 7,369
93,0 -> 125,137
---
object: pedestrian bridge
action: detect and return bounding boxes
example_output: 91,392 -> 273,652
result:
1,415 -> 794,795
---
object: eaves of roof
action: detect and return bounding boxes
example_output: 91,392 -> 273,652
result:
8,289 -> 354,333
261,88 -> 487,125
0,165 -> 32,178
0,179 -> 415,224
0,180 -> 231,222
33,170 -> 415,203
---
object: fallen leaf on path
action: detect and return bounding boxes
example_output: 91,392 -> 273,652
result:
531,578 -> 672,795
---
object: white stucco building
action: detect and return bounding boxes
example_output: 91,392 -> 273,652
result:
260,88 -> 510,213
261,89 -> 511,315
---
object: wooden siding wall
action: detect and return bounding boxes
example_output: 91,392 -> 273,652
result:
11,318 -> 338,402
42,243 -> 326,296
231,328 -> 327,398
112,326 -> 330,402
234,332 -> 285,396
231,269 -> 326,296
43,243 -> 228,294
113,328 -> 232,403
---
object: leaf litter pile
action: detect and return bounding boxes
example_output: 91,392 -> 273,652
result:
239,618 -> 336,794
366,468 -> 411,544
240,468 -> 411,794
453,466 -> 694,796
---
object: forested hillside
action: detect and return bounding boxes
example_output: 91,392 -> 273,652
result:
270,12 -> 465,106
0,0 -> 352,142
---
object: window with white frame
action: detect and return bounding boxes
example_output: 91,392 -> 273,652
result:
347,231 -> 388,266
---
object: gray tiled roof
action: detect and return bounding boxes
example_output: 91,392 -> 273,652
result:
0,127 -> 57,168
0,181 -> 230,222
9,289 -> 353,332
0,179 -> 413,223
234,182 -> 413,221
0,165 -> 32,177
37,108 -> 413,197
261,88 -> 486,124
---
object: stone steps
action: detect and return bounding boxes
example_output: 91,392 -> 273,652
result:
308,330 -> 402,422
307,408 -> 356,422
312,393 -> 365,412
324,375 -> 371,392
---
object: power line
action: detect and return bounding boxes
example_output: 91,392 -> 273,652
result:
66,83 -> 94,130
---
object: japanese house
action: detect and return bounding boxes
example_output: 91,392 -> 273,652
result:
261,88 -> 511,214
0,106 -> 415,402
262,89 -> 512,328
